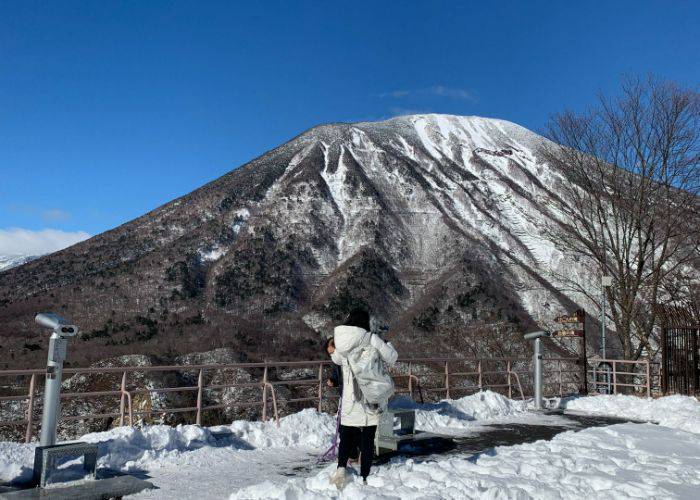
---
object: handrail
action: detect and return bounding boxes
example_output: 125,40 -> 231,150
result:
0,355 -> 653,442
587,358 -> 653,397
508,370 -> 526,401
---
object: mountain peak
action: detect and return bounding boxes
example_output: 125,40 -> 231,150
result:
0,112 -> 575,369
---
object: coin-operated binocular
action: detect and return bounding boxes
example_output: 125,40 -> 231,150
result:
35,313 -> 79,446
523,330 -> 551,410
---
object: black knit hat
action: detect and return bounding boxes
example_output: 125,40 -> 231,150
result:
343,307 -> 370,331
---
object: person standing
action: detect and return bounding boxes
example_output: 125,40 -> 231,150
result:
328,308 -> 398,488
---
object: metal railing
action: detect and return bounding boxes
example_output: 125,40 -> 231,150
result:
588,358 -> 656,397
0,356 -> 586,443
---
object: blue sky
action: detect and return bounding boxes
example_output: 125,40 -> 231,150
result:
1,1 -> 699,254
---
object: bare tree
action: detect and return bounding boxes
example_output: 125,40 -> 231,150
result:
543,76 -> 700,360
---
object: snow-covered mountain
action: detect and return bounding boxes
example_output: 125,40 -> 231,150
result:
0,254 -> 38,273
0,114 -> 595,368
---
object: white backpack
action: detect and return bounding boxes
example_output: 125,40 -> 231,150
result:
346,333 -> 395,408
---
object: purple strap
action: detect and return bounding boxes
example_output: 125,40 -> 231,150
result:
317,397 -> 341,462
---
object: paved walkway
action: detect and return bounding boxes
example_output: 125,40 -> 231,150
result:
377,411 -> 638,462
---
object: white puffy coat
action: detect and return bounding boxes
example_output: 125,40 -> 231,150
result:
330,325 -> 398,427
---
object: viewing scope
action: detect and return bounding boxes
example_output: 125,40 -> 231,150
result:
523,330 -> 551,341
35,313 -> 79,337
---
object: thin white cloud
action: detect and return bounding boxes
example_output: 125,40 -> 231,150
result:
379,85 -> 478,103
379,90 -> 411,98
0,228 -> 91,256
430,85 -> 477,101
42,208 -> 71,222
388,106 -> 433,117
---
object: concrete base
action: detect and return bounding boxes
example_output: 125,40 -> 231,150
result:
32,442 -> 98,488
375,408 -> 448,455
0,475 -> 154,499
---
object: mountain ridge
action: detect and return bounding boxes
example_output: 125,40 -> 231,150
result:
0,114 -> 591,369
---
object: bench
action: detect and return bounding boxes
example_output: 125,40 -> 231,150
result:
0,475 -> 154,499
32,442 -> 98,488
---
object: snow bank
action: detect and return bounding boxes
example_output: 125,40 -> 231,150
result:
226,408 -> 336,449
0,410 -> 337,482
229,423 -> 700,499
85,409 -> 335,471
81,424 -> 218,471
561,394 -> 700,434
0,441 -> 34,483
391,390 -> 530,434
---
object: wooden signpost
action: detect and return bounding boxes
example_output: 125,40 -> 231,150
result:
553,309 -> 588,394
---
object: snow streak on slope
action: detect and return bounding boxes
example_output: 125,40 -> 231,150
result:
0,254 -> 37,273
258,114 -> 597,326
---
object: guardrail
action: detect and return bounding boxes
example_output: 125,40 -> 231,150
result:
587,358 -> 657,397
0,356 -> 585,443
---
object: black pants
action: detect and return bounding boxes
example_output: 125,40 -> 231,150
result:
337,424 -> 377,479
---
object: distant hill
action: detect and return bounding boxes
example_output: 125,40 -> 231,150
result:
0,254 -> 38,273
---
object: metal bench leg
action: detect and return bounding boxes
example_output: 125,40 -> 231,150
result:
83,450 -> 97,478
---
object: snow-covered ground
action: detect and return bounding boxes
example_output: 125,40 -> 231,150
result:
561,393 -> 700,435
233,424 -> 700,499
1,392 -> 698,499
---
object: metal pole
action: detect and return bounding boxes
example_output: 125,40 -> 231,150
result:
196,369 -> 204,425
534,338 -> 543,410
317,363 -> 323,411
40,332 -> 67,446
558,360 -> 562,397
478,360 -> 482,390
444,361 -> 450,399
119,371 -> 127,427
601,276 -> 611,360
507,361 -> 512,399
645,360 -> 651,398
262,366 -> 268,421
25,374 -> 36,443
600,238 -> 607,358
593,363 -> 598,394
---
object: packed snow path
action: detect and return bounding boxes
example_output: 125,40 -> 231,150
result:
129,411 -> 633,499
1,392 -> 699,499
234,423 -> 700,499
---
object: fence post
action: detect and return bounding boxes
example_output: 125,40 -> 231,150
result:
317,363 -> 323,411
645,360 -> 651,398
612,361 -> 617,394
196,369 -> 204,425
558,360 -> 563,397
478,360 -> 483,390
24,374 -> 36,443
119,371 -> 127,427
262,366 -> 268,421
444,361 -> 450,399
507,361 -> 512,399
592,363 -> 597,394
